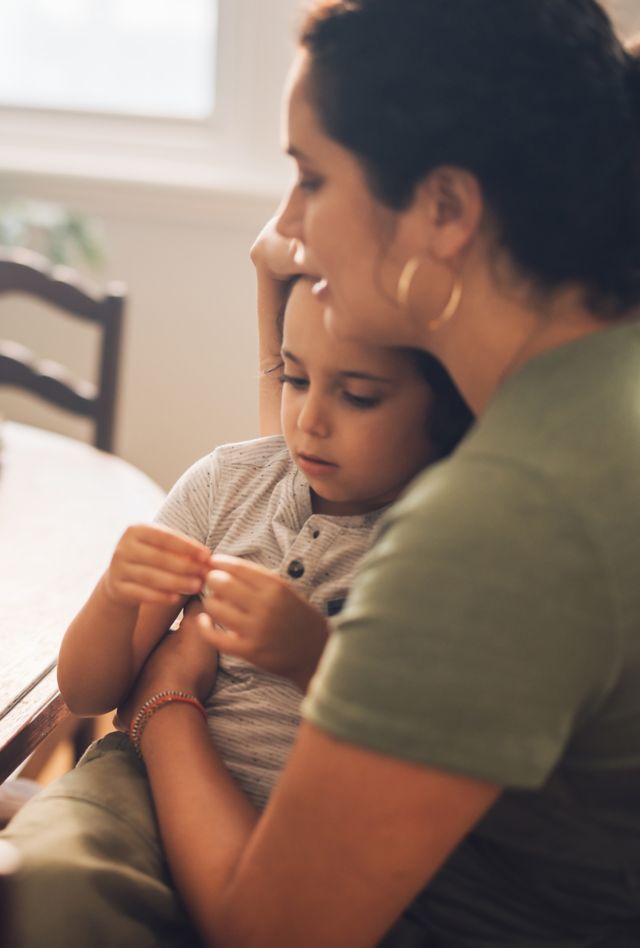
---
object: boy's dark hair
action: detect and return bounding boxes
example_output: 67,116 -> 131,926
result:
409,350 -> 474,459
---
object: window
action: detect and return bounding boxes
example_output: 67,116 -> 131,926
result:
0,0 -> 298,196
0,0 -> 217,119
603,0 -> 640,39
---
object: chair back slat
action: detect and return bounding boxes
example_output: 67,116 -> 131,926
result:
0,343 -> 98,416
0,247 -> 125,453
0,250 -> 124,324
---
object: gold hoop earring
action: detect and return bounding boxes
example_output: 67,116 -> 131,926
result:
427,276 -> 462,331
396,256 -> 422,310
397,256 -> 463,331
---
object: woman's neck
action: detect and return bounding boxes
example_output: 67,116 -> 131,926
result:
426,267 -> 605,416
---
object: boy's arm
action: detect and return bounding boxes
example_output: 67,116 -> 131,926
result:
57,523 -> 212,715
58,591 -> 182,715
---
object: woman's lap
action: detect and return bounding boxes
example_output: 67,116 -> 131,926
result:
6,732 -> 637,948
1,731 -> 200,948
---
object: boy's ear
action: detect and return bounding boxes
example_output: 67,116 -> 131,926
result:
410,166 -> 484,262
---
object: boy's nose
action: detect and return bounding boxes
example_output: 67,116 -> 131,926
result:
297,397 -> 330,437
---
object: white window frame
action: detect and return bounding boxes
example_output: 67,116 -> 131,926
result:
0,0 -> 299,199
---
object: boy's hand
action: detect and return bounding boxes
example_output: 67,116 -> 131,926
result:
102,524 -> 212,607
199,555 -> 330,692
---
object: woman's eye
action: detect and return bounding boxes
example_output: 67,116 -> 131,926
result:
343,391 -> 380,410
297,174 -> 322,193
279,373 -> 309,390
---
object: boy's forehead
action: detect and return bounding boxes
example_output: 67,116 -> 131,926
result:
282,278 -> 325,342
284,307 -> 416,381
282,278 -> 423,380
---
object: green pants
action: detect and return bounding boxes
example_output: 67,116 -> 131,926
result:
1,731 -> 201,948
5,730 -> 639,948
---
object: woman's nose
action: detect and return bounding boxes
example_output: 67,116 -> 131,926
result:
276,185 -> 303,240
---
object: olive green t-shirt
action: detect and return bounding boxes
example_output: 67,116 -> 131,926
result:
304,319 -> 640,943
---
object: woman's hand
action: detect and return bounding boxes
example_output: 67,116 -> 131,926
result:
198,555 -> 330,692
103,524 -> 212,607
116,598 -> 219,730
250,216 -> 310,280
251,216 -> 322,282
252,216 -> 323,437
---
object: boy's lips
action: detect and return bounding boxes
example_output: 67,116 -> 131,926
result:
297,452 -> 338,476
298,452 -> 336,466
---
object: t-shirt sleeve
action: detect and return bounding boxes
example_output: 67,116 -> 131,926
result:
153,451 -> 217,545
303,456 -> 616,789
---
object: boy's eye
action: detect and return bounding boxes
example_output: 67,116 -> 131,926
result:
343,391 -> 380,410
279,373 -> 308,390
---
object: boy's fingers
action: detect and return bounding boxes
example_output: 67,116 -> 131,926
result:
118,564 -> 203,596
126,524 -> 211,563
207,556 -> 278,590
201,597 -> 252,634
117,583 -> 182,605
199,622 -> 248,659
195,612 -> 215,634
128,540 -> 210,579
203,568 -> 256,606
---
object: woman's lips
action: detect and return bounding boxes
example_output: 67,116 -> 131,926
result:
312,278 -> 329,301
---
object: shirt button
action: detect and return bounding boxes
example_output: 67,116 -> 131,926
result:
287,559 -> 305,579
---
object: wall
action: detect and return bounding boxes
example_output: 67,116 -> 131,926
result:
607,0 -> 640,36
0,0 -> 299,490
2,0 -> 639,490
0,179 -> 282,490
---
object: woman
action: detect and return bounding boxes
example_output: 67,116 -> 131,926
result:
114,1 -> 640,945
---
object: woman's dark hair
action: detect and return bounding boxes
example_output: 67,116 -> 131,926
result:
300,0 -> 640,318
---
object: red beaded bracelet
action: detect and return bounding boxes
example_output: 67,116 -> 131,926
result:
129,690 -> 207,758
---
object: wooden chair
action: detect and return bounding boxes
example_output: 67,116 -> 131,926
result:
0,247 -> 126,793
0,247 -> 126,453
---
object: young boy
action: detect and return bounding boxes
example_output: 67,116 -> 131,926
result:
2,277 -> 472,947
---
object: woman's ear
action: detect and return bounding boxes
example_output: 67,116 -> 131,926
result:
412,166 -> 484,262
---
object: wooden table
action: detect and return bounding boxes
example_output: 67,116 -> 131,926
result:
0,422 -> 165,782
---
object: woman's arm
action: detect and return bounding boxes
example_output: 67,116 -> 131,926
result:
57,524 -> 212,714
123,631 -> 500,948
254,258 -> 287,438
251,218 -> 307,437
